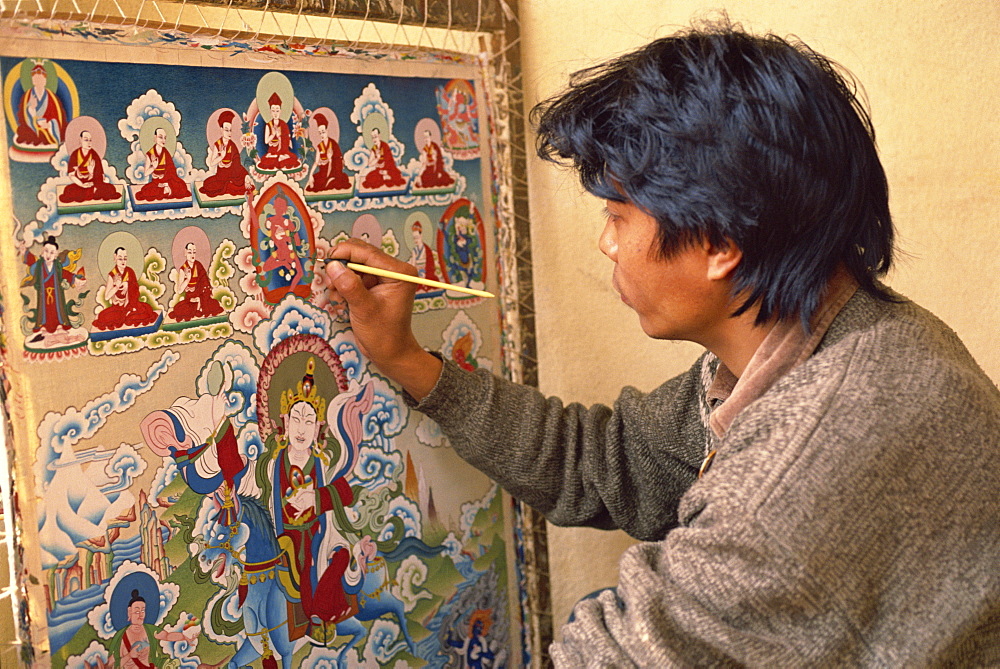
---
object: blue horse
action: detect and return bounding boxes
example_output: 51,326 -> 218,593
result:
201,494 -> 297,669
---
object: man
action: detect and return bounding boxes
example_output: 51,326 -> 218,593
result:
92,246 -> 158,331
305,113 -> 351,193
407,220 -> 441,287
112,588 -> 196,668
15,60 -> 65,148
20,235 -> 86,340
60,129 -> 121,203
168,242 -> 223,321
414,128 -> 455,189
258,91 -> 301,171
325,23 -> 1000,666
200,110 -> 252,198
360,126 -> 406,190
135,126 -> 190,202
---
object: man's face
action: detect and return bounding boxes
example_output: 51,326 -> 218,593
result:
270,104 -> 281,120
31,70 -> 46,89
185,244 -> 197,263
80,131 -> 93,151
154,128 -> 166,148
411,227 -> 423,246
115,249 -> 128,270
286,401 -> 319,453
128,601 -> 145,625
318,125 -> 328,141
41,243 -> 58,263
599,199 -> 725,342
221,121 -> 232,141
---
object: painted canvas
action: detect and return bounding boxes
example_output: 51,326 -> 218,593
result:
0,23 -> 519,669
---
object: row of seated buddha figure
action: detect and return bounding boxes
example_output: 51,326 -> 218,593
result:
53,110 -> 455,208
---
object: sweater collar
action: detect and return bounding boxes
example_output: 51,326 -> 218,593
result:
706,269 -> 859,439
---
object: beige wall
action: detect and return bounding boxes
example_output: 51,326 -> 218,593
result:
518,0 -> 1000,631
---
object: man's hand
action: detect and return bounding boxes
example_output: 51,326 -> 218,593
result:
325,239 -> 442,401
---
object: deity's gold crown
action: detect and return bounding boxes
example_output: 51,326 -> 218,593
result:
280,357 -> 326,418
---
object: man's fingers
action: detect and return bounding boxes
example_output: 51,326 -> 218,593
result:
329,238 -> 418,276
325,259 -> 372,307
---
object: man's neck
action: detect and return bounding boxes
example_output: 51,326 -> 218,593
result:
703,311 -> 776,378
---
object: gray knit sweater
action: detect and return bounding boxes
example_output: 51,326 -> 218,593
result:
413,290 -> 1000,666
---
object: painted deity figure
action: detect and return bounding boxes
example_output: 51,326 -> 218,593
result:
452,209 -> 482,286
168,242 -> 223,322
414,129 -> 454,189
447,610 -> 495,669
135,127 -> 190,202
259,195 -> 306,288
360,127 -> 405,190
201,110 -> 252,198
112,589 -> 195,669
60,129 -> 120,203
407,220 -> 441,285
15,61 -> 66,148
92,246 -> 158,331
256,358 -> 357,630
257,92 -> 301,171
305,114 -> 350,193
20,235 -> 86,341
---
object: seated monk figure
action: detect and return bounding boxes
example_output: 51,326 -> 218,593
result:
135,126 -> 191,202
200,110 -> 251,198
92,246 -> 158,331
360,126 -> 405,190
257,92 -> 301,171
414,129 -> 455,189
306,114 -> 351,192
15,61 -> 66,148
60,129 -> 121,203
169,242 -> 223,322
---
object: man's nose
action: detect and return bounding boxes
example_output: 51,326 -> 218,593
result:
598,221 -> 617,260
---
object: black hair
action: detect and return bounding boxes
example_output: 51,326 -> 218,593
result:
42,235 -> 58,249
533,20 -> 895,325
128,589 -> 145,606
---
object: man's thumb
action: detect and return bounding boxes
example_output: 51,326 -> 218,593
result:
325,260 -> 366,305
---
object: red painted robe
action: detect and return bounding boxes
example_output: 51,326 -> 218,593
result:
60,147 -> 120,202
306,138 -> 351,192
361,139 -> 406,189
200,138 -> 250,197
135,145 -> 190,201
416,141 -> 454,188
410,242 -> 441,286
92,265 -> 158,330
168,260 -> 223,321
15,87 -> 65,147
274,451 -> 355,626
258,119 -> 301,170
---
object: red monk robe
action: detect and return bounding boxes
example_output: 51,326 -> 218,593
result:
61,145 -> 120,203
168,259 -> 223,321
92,264 -> 158,331
135,143 -> 190,202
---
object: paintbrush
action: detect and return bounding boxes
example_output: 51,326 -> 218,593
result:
323,259 -> 495,298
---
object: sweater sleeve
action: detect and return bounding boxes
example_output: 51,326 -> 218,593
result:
410,355 -> 710,541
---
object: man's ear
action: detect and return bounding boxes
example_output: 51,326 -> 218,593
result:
704,238 -> 742,281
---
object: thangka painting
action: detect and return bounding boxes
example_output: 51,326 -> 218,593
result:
0,23 -> 518,669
